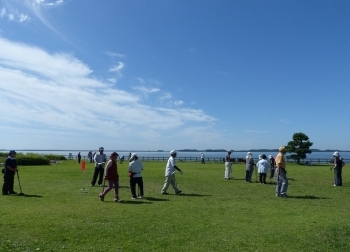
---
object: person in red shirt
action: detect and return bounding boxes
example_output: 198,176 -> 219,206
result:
99,152 -> 121,202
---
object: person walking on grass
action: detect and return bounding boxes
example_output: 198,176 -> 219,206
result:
257,154 -> 269,184
2,150 -> 18,195
90,147 -> 106,187
161,150 -> 183,195
99,152 -> 121,202
201,152 -> 205,164
333,151 -> 345,186
224,150 -> 233,179
245,152 -> 255,182
276,146 -> 288,197
128,153 -> 144,199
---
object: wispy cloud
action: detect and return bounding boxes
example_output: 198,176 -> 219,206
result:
105,52 -> 125,58
1,7 -> 6,18
0,37 -> 218,149
245,130 -> 269,134
109,62 -> 124,74
218,71 -> 228,75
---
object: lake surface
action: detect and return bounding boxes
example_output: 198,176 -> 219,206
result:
8,150 -> 350,160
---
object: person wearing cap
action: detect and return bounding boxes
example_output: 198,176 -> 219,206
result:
275,146 -> 288,197
99,152 -> 121,202
77,152 -> 81,164
268,155 -> 276,179
2,150 -> 18,195
333,151 -> 345,186
224,150 -> 233,179
90,147 -> 107,187
257,154 -> 269,184
161,150 -> 183,195
128,153 -> 144,199
201,152 -> 205,164
245,152 -> 256,182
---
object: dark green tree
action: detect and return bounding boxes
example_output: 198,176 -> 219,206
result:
286,132 -> 313,164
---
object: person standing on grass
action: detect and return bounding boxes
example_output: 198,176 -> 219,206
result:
161,150 -> 183,195
88,151 -> 93,163
201,152 -> 205,164
99,152 -> 121,202
224,150 -> 233,179
275,146 -> 288,197
245,152 -> 255,182
77,152 -> 81,164
2,150 -> 18,195
333,151 -> 345,186
268,155 -> 276,179
257,154 -> 269,184
90,147 -> 107,187
128,153 -> 144,199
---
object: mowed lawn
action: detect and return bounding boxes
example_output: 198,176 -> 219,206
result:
1,160 -> 349,252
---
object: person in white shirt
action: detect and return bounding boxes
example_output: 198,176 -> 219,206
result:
128,153 -> 144,199
90,147 -> 107,186
201,152 -> 205,164
225,150 -> 233,179
257,154 -> 270,184
161,150 -> 183,195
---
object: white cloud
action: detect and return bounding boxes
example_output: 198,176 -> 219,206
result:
8,13 -> 14,20
173,100 -> 184,106
0,37 -> 218,149
19,13 -> 31,22
1,8 -> 6,18
109,62 -> 124,74
105,52 -> 125,58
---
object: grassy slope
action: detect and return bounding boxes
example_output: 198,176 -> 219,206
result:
0,160 -> 349,252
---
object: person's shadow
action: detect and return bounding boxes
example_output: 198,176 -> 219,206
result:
14,194 -> 43,198
287,195 -> 330,200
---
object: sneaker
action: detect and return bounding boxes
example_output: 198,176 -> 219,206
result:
98,184 -> 102,187
90,184 -> 94,187
161,192 -> 168,195
99,193 -> 104,201
114,197 -> 122,202
2,192 -> 9,196
131,197 -> 137,200
138,195 -> 143,199
9,191 -> 17,195
281,194 -> 288,198
176,190 -> 182,195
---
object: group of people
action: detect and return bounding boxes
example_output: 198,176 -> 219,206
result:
223,147 -> 289,197
90,147 -> 184,202
3,147 -> 345,201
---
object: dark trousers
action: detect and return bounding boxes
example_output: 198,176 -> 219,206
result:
130,177 -> 144,197
269,168 -> 275,179
201,158 -> 205,164
259,173 -> 267,184
91,167 -> 104,186
2,172 -> 15,194
245,170 -> 252,182
334,168 -> 342,186
78,158 -> 81,164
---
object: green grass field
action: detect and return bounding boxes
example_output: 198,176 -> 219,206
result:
1,160 -> 349,252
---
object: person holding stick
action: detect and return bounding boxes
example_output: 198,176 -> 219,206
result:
99,152 -> 121,202
161,150 -> 183,195
333,151 -> 345,186
245,152 -> 255,183
224,150 -> 233,179
90,147 -> 106,187
2,150 -> 18,195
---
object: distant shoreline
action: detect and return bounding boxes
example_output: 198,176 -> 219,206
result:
1,149 -> 349,152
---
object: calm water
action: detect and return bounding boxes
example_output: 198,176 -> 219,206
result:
9,150 -> 350,160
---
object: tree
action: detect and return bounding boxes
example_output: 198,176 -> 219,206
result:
286,132 -> 313,164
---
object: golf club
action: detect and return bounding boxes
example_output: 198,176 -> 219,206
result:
101,179 -> 106,193
16,171 -> 25,196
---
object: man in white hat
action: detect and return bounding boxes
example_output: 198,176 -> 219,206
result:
268,155 -> 276,179
275,146 -> 288,197
161,150 -> 183,195
224,150 -> 233,179
200,152 -> 205,164
245,152 -> 255,182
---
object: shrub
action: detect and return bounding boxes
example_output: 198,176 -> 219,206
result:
16,153 -> 50,166
43,154 -> 67,161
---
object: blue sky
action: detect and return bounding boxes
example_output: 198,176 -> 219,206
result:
0,0 -> 349,151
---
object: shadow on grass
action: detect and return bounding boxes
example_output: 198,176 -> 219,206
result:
144,197 -> 170,202
175,193 -> 211,197
15,194 -> 43,198
288,195 -> 330,200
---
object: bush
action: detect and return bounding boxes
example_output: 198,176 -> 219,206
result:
43,154 -> 67,161
16,153 -> 50,166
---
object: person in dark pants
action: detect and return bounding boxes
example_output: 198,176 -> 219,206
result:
90,147 -> 107,187
128,153 -> 144,199
2,150 -> 18,195
77,152 -> 81,164
268,155 -> 276,179
333,151 -> 345,186
201,152 -> 205,164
